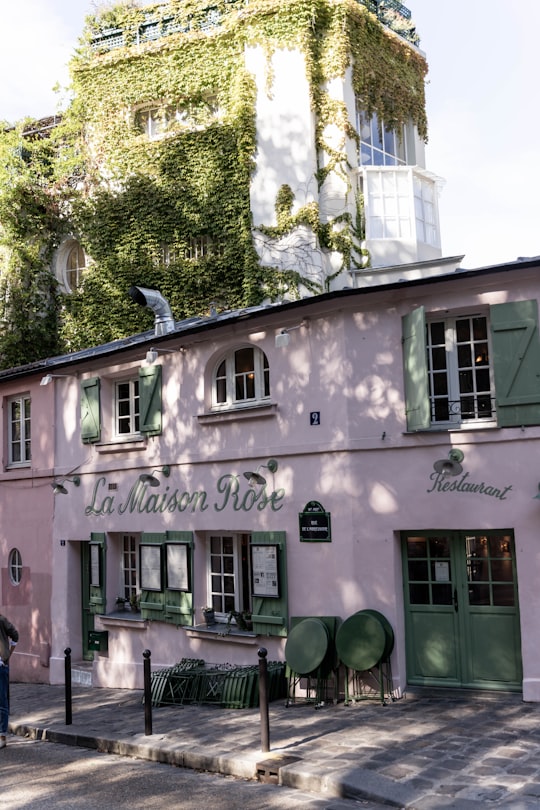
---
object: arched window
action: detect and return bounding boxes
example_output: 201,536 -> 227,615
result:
66,242 -> 86,291
55,238 -> 87,293
213,347 -> 270,409
9,548 -> 22,585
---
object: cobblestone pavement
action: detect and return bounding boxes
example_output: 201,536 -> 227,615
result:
9,683 -> 540,809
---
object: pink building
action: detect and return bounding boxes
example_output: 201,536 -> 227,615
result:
2,257 -> 540,700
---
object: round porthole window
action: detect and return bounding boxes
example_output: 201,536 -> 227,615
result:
9,548 -> 22,585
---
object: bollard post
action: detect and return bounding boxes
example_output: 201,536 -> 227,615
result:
64,647 -> 72,726
258,647 -> 270,753
143,649 -> 152,736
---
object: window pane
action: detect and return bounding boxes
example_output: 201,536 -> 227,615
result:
491,560 -> 513,581
433,373 -> 448,395
429,322 -> 445,344
408,560 -> 428,580
429,537 -> 450,557
468,584 -> 490,605
455,319 -> 471,342
472,317 -> 488,341
457,344 -> 472,368
492,585 -> 515,606
469,559 -> 489,581
488,536 -> 512,557
432,584 -> 452,605
407,538 -> 426,557
409,583 -> 429,604
235,348 -> 254,374
431,347 -> 447,370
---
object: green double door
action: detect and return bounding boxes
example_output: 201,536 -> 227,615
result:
402,531 -> 522,691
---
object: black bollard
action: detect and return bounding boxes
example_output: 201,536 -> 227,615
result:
64,647 -> 72,725
258,647 -> 270,753
143,649 -> 152,735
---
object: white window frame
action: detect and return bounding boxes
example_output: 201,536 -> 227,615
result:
206,533 -> 251,620
356,106 -> 409,167
9,548 -> 22,585
359,167 -> 441,248
54,237 -> 87,293
426,313 -> 496,427
121,534 -> 139,602
7,394 -> 31,466
212,346 -> 270,410
65,242 -> 86,291
133,97 -> 221,140
114,378 -> 140,437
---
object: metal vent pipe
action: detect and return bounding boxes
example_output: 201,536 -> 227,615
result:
128,286 -> 175,336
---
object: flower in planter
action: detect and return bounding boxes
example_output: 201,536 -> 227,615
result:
201,606 -> 215,624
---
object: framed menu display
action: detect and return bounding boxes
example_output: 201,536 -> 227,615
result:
250,544 -> 280,598
139,544 -> 162,591
166,543 -> 190,591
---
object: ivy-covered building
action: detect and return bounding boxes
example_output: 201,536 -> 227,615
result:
9,1 -> 539,703
0,0 -> 448,370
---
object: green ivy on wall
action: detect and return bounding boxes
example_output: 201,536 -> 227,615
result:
0,0 -> 426,365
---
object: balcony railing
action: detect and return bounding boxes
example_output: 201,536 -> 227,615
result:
90,0 -> 417,54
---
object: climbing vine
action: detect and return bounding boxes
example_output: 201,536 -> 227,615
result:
0,0 -> 426,364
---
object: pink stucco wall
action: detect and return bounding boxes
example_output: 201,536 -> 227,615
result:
3,263 -> 540,699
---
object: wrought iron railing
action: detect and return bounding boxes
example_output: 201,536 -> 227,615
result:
90,0 -> 417,53
430,397 -> 497,425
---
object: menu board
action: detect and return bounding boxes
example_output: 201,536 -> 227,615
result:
166,543 -> 189,591
139,544 -> 162,591
251,544 -> 280,598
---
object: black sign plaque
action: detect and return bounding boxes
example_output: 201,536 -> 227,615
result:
299,500 -> 331,542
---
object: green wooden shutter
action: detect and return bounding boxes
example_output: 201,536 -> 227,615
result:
164,531 -> 194,627
491,300 -> 540,427
139,365 -> 162,436
81,377 -> 101,443
250,531 -> 288,637
402,307 -> 430,431
140,532 -> 165,620
89,533 -> 106,614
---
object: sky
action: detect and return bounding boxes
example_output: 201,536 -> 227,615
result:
1,0 -> 539,270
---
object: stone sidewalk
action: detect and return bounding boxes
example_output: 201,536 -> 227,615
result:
8,682 -> 540,809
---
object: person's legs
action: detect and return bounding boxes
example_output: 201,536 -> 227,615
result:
0,665 -> 9,744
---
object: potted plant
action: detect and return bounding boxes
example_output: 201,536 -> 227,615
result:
129,593 -> 141,612
115,596 -> 126,612
201,606 -> 215,625
227,609 -> 253,631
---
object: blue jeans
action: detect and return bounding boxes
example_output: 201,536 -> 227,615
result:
0,665 -> 9,734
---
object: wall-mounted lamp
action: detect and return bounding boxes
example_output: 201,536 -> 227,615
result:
138,465 -> 171,487
243,458 -> 278,487
40,374 -> 72,386
51,475 -> 80,495
433,449 -> 464,477
145,347 -> 176,364
275,319 -> 310,349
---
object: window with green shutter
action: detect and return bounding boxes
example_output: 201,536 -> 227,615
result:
491,300 -> 540,426
402,300 -> 540,430
139,365 -> 162,435
80,377 -> 101,443
140,531 -> 193,626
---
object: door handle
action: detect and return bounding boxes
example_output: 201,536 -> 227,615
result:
453,588 -> 458,613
